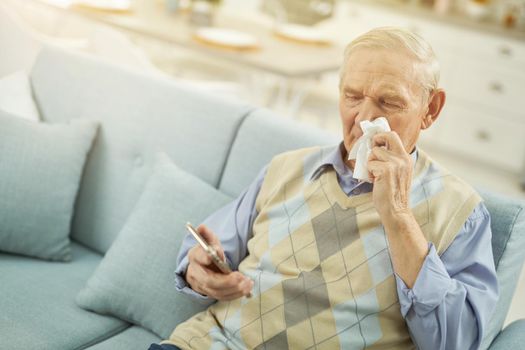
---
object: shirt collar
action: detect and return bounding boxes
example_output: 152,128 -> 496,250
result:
310,142 -> 419,182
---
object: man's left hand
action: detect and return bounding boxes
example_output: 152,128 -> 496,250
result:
367,131 -> 413,220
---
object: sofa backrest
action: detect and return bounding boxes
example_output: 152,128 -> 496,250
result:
479,190 -> 525,349
30,46 -> 252,253
219,108 -> 339,197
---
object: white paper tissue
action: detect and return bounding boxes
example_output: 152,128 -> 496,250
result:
347,117 -> 391,182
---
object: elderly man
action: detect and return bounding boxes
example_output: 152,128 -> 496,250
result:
152,27 -> 498,349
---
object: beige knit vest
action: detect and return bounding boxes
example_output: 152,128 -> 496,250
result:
166,146 -> 481,349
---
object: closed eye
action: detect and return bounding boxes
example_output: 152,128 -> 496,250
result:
380,98 -> 405,110
345,92 -> 363,101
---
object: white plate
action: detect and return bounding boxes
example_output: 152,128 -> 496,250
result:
274,24 -> 331,45
194,28 -> 259,49
73,0 -> 131,11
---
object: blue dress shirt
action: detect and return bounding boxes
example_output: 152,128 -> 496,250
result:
174,144 -> 499,350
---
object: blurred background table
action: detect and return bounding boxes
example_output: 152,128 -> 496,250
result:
27,0 -> 345,116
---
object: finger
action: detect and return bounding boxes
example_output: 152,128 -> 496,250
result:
197,224 -> 220,246
188,245 -> 212,266
197,225 -> 227,262
187,263 -> 233,296
372,132 -> 405,154
211,244 -> 226,262
367,160 -> 385,179
200,283 -> 246,301
368,145 -> 391,162
217,291 -> 248,301
207,278 -> 254,299
205,271 -> 249,290
216,284 -> 254,301
192,268 -> 253,299
189,262 -> 238,289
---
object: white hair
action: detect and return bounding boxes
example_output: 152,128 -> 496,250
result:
339,27 -> 440,94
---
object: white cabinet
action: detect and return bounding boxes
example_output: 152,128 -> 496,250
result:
448,62 -> 525,116
458,33 -> 525,68
431,32 -> 525,173
436,97 -> 525,172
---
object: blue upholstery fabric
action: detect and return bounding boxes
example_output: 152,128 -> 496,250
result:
86,326 -> 161,350
487,320 -> 525,350
76,154 -> 234,339
0,109 -> 97,261
481,191 -> 525,268
30,46 -> 252,254
479,190 -> 525,349
0,242 -> 128,350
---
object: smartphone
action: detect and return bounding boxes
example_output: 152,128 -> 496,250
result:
185,222 -> 232,274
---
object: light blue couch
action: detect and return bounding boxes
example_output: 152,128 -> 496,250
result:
1,46 -> 524,350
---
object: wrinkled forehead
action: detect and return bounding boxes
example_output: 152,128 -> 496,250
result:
342,48 -> 426,95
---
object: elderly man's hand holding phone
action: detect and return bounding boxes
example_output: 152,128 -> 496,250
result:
185,223 -> 254,301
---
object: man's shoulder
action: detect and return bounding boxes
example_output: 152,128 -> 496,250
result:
417,148 -> 480,201
416,149 -> 484,253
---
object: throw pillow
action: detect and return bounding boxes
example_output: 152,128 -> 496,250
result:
76,153 -> 233,338
0,70 -> 40,121
0,109 -> 98,260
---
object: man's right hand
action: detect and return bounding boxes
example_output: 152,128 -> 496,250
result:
185,224 -> 254,301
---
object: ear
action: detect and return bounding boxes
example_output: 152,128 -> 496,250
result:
421,89 -> 446,130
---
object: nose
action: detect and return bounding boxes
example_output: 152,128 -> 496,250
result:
355,97 -> 384,124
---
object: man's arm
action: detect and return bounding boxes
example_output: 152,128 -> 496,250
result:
174,165 -> 268,302
367,132 -> 498,348
367,133 -> 429,288
395,203 -> 499,350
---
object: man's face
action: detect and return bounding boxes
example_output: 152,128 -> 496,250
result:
339,48 -> 429,162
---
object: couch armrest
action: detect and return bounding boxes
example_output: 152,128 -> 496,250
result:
488,319 -> 525,350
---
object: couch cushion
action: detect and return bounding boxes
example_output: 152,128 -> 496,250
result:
86,326 -> 161,350
487,320 -> 525,350
0,242 -> 128,350
0,70 -> 40,121
479,190 -> 525,350
0,109 -> 97,261
30,45 -> 252,254
76,153 -> 233,339
219,108 -> 338,197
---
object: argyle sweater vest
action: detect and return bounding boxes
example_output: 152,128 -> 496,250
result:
166,146 -> 482,349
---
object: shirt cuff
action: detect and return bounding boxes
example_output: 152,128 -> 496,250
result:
395,243 -> 452,318
174,256 -> 213,303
